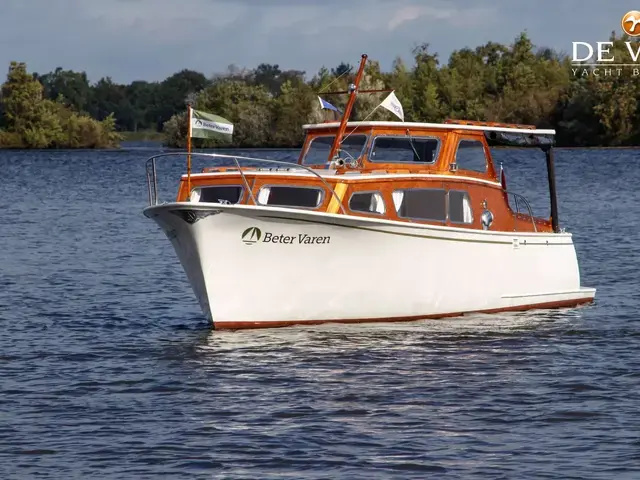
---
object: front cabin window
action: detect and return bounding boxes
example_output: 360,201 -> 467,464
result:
301,134 -> 368,165
393,188 -> 473,224
190,185 -> 244,204
369,136 -> 440,164
257,185 -> 324,209
349,191 -> 385,215
454,139 -> 487,173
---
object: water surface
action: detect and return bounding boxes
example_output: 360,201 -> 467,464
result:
0,144 -> 638,479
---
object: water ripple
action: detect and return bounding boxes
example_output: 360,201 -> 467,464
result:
0,146 -> 638,479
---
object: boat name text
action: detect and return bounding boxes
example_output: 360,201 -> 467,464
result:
242,227 -> 330,245
263,233 -> 330,245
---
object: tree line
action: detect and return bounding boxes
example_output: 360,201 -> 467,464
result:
1,31 -> 639,149
0,62 -> 121,148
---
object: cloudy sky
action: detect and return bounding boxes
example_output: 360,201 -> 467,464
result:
0,0 -> 634,83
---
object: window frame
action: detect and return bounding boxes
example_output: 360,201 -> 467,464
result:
447,189 -> 474,225
392,187 -> 475,225
453,138 -> 488,173
301,133 -> 369,165
347,190 -> 386,216
190,184 -> 245,204
256,184 -> 326,210
393,187 -> 448,223
368,134 -> 442,165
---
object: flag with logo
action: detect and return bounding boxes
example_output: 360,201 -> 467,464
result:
379,91 -> 404,122
190,108 -> 234,140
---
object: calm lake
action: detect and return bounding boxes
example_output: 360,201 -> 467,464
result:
0,143 -> 638,479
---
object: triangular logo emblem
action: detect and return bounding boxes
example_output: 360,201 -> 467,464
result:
241,227 -> 262,245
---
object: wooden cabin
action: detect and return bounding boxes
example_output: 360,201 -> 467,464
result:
175,119 -> 558,234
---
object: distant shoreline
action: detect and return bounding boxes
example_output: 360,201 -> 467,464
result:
120,130 -> 165,142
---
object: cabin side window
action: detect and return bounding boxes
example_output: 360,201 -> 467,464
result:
349,191 -> 385,215
301,134 -> 368,165
448,190 -> 473,224
369,136 -> 440,164
455,139 -> 487,173
190,185 -> 244,204
392,188 -> 473,224
393,188 -> 447,221
257,185 -> 324,209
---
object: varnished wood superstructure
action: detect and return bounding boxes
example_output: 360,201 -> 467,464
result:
175,120 -> 556,234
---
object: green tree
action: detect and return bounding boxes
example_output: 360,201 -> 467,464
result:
151,69 -> 209,130
271,80 -> 316,146
35,67 -> 92,112
0,61 -> 121,149
1,61 -> 61,147
384,57 -> 414,120
195,79 -> 273,147
411,43 -> 444,122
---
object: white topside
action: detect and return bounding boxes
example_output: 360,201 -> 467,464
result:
302,121 -> 556,135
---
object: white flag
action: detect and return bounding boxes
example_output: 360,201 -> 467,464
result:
379,91 -> 404,122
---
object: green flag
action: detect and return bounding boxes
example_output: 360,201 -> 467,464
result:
190,108 -> 233,140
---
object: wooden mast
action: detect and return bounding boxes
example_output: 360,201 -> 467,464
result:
326,54 -> 368,163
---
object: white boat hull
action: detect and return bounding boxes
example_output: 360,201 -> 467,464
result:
144,203 -> 595,329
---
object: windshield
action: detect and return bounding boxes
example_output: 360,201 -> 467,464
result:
370,136 -> 440,163
301,134 -> 368,165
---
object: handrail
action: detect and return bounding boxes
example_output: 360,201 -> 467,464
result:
144,152 -> 346,214
505,190 -> 537,232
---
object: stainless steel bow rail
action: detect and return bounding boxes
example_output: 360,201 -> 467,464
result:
145,152 -> 347,214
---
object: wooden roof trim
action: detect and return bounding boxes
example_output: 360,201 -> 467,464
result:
302,121 -> 556,135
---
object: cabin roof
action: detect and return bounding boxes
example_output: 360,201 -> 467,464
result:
302,121 -> 556,136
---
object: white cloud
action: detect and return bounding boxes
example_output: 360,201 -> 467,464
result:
388,5 -> 463,31
384,1 -> 500,32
